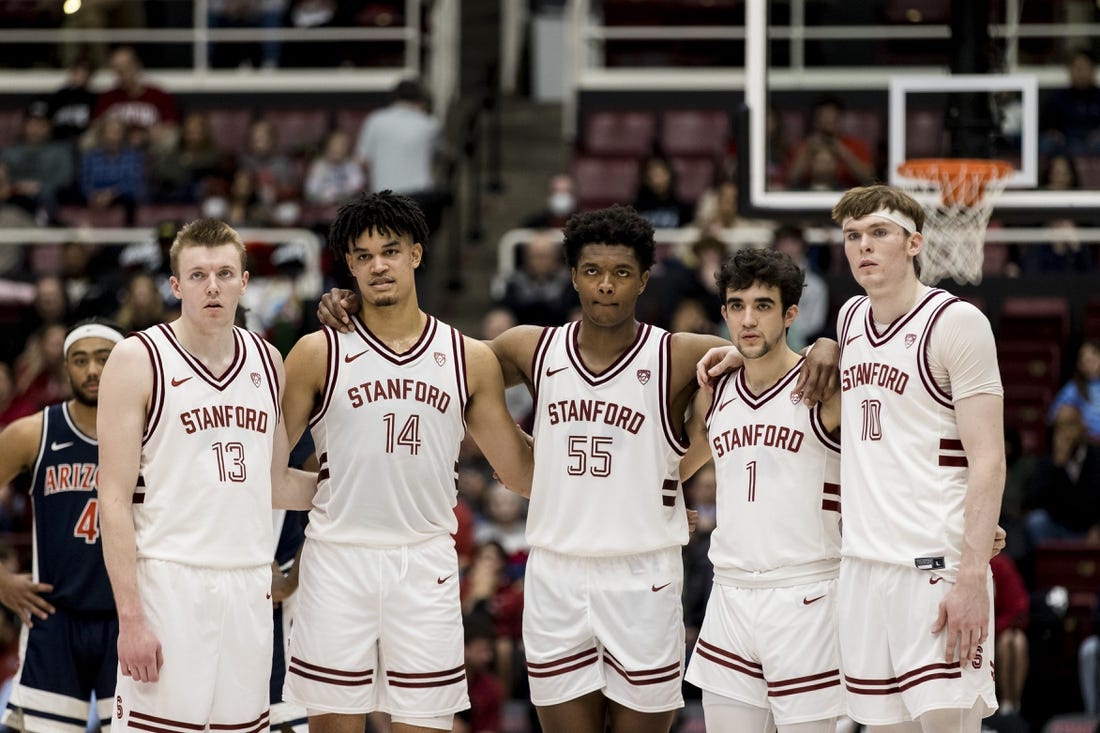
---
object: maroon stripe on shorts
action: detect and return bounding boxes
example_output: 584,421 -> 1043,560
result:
388,664 -> 465,679
388,672 -> 467,688
526,647 -> 598,669
129,711 -> 204,730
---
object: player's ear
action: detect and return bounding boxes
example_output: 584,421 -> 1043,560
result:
639,270 -> 650,293
784,304 -> 798,328
411,242 -> 423,268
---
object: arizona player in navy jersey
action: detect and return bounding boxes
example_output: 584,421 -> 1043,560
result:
0,319 -> 124,733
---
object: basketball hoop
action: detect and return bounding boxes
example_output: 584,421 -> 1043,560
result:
895,158 -> 1013,286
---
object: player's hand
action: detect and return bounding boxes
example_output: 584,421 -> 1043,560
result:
686,509 -> 699,536
930,574 -> 989,667
118,617 -> 164,683
316,288 -> 359,332
0,573 -> 54,627
270,561 -> 294,604
793,338 -> 840,407
991,525 -> 1006,558
695,346 -> 740,392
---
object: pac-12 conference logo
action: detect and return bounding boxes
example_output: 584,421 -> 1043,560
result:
636,369 -> 651,385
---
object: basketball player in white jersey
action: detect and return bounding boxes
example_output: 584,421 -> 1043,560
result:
279,191 -> 535,733
97,219 -> 316,730
679,248 -> 843,733
829,185 -> 1003,732
315,205 -> 841,733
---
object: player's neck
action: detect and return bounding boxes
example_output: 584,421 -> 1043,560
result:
169,317 -> 237,373
741,345 -> 801,395
576,318 -> 641,372
358,298 -> 427,354
866,275 -> 927,325
66,399 -> 97,440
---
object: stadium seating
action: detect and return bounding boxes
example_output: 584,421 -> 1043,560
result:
669,155 -> 717,205
0,107 -> 22,148
998,296 -> 1071,344
583,110 -> 657,157
1084,297 -> 1100,340
571,155 -> 640,211
134,204 -> 202,228
659,109 -> 730,158
266,108 -> 330,156
203,107 -> 255,156
333,108 -> 375,143
58,205 -> 128,228
997,342 -> 1063,391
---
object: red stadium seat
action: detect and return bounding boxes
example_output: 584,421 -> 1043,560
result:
660,109 -> 730,158
840,109 -> 883,157
204,107 -> 255,156
998,296 -> 1070,343
997,342 -> 1062,390
1041,713 -> 1100,733
669,155 -> 717,205
571,155 -> 640,211
58,205 -> 127,228
905,109 -> 949,159
266,108 -> 330,155
583,110 -> 657,156
134,204 -> 202,228
1085,297 -> 1100,340
333,108 -> 374,143
1073,155 -> 1100,189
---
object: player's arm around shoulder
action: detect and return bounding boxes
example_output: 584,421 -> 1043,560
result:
464,336 -> 534,498
265,338 -> 316,511
484,324 -> 544,389
96,336 -> 163,683
671,331 -> 731,404
680,386 -> 715,481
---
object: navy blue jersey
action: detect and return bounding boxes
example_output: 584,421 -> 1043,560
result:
29,403 -> 114,612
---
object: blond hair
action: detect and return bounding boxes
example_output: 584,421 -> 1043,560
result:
830,185 -> 925,233
169,218 -> 246,277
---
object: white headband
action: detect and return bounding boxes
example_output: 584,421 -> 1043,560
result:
64,324 -> 124,357
857,209 -> 917,234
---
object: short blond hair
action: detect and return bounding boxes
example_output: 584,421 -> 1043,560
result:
169,218 -> 246,277
830,185 -> 925,233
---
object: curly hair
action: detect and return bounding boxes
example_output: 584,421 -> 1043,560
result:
562,205 -> 655,271
715,248 -> 805,312
328,190 -> 429,267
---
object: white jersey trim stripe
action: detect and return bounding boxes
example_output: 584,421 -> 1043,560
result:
246,330 -> 281,423
133,331 -> 165,444
657,332 -> 688,455
526,647 -> 599,678
288,656 -> 374,686
351,313 -> 437,365
703,371 -> 734,429
387,664 -> 467,688
603,650 -> 681,685
733,359 -> 803,409
809,404 -> 841,453
564,321 -> 651,386
916,298 -> 959,409
209,710 -> 271,731
766,669 -> 841,697
450,327 -> 469,431
863,288 -> 944,348
128,709 -> 208,732
838,295 -> 867,351
309,327 -> 340,429
694,638 -> 765,679
156,323 -> 247,390
530,325 -> 554,398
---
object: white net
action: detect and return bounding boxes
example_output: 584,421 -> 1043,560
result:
895,159 -> 1013,286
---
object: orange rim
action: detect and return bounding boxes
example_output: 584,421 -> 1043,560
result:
897,158 -> 1013,206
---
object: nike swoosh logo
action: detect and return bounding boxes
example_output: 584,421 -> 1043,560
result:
719,397 -> 737,410
803,595 -> 826,605
546,366 -> 568,377
170,376 -> 192,387
929,576 -> 943,585
651,583 -> 671,592
437,575 -> 454,585
344,349 -> 370,363
50,441 -> 74,451
845,334 -> 862,346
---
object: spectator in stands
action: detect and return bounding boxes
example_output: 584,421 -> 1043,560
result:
456,614 -> 504,733
773,225 -> 828,349
481,309 -> 533,427
149,110 -> 226,203
520,173 -> 577,230
765,108 -> 789,189
60,0 -> 146,68
1024,404 -> 1100,544
990,552 -> 1029,717
304,129 -> 365,206
92,46 -> 180,152
1,102 -> 74,220
60,242 -> 120,322
1002,426 -> 1038,568
1049,340 -> 1100,443
784,95 -> 874,189
693,175 -> 777,241
39,56 -> 97,143
239,118 -> 298,206
489,230 -> 577,327
10,323 -> 70,421
0,162 -> 37,232
355,79 -> 447,231
1040,48 -> 1100,156
208,0 -> 289,69
80,116 -> 146,220
475,483 -> 529,558
5,276 -> 69,367
460,540 -> 525,700
113,272 -> 166,332
632,154 -> 692,228
203,169 -> 272,228
1021,154 -> 1094,273
682,463 -> 717,664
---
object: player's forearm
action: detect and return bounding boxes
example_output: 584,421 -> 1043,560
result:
98,492 -> 145,622
958,459 -> 1005,582
273,467 -> 317,510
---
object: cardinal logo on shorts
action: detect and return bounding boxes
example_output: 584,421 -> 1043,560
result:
251,372 -> 262,387
904,334 -> 917,348
434,351 -> 446,366
637,369 -> 651,384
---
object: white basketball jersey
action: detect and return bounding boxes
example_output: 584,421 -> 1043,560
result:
526,321 -> 688,556
307,315 -> 468,546
133,324 -> 278,568
838,289 -> 971,576
705,361 -> 841,587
